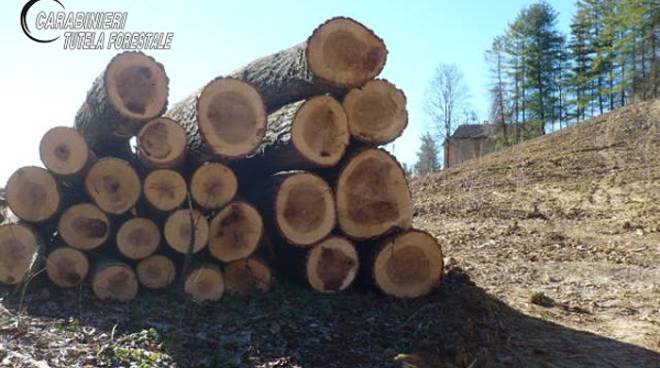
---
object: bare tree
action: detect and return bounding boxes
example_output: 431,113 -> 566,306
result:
425,64 -> 470,141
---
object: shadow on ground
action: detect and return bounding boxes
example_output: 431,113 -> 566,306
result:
0,268 -> 657,367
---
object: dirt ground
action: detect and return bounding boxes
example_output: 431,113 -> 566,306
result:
0,101 -> 658,367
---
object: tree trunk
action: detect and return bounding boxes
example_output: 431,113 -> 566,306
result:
116,217 -> 160,260
165,77 -> 267,162
233,96 -> 349,179
163,209 -> 209,255
45,247 -> 89,288
208,201 -> 263,262
143,169 -> 188,212
189,162 -> 238,210
137,117 -> 187,169
39,127 -> 96,182
0,223 -> 42,285
229,17 -> 387,111
136,254 -> 176,289
335,148 -> 412,240
362,229 -> 444,298
5,166 -> 62,223
85,158 -> 142,215
224,257 -> 273,294
184,263 -> 224,301
57,203 -> 111,251
92,261 -> 139,302
74,52 -> 169,155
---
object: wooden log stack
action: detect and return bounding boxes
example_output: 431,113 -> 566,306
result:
0,17 -> 443,302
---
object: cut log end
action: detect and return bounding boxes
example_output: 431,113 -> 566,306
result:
144,169 -> 187,212
224,258 -> 272,294
6,166 -> 60,223
85,158 -> 141,215
116,217 -> 160,260
92,262 -> 139,302
39,127 -> 94,178
275,173 -> 335,246
198,78 -> 267,158
164,209 -> 209,254
0,224 -> 39,285
343,79 -> 408,144
336,149 -> 412,239
184,264 -> 224,301
136,255 -> 176,289
306,236 -> 358,293
58,203 -> 110,250
373,230 -> 444,298
292,96 -> 349,166
307,17 -> 387,87
46,247 -> 89,288
105,52 -> 169,122
208,202 -> 263,262
190,163 -> 238,210
137,117 -> 187,169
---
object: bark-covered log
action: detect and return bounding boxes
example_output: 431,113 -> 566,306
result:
74,52 -> 169,155
229,17 -> 388,111
143,169 -> 187,212
5,166 -> 61,223
233,96 -> 349,178
362,229 -> 444,299
57,203 -> 111,250
246,172 -> 335,246
0,223 -> 41,285
45,247 -> 89,288
85,158 -> 142,215
136,254 -> 176,289
335,148 -> 412,239
184,263 -> 224,301
39,127 -> 96,182
224,257 -> 272,294
116,217 -> 160,260
137,117 -> 187,169
165,78 -> 267,162
207,201 -> 263,262
342,79 -> 408,144
92,260 -> 139,301
163,209 -> 209,255
189,162 -> 238,210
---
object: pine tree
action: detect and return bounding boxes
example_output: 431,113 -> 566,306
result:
415,132 -> 440,176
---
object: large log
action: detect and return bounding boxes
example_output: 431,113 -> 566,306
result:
137,117 -> 187,169
57,203 -> 110,250
189,162 -> 238,210
165,78 -> 267,162
335,148 -> 412,239
184,263 -> 224,301
136,254 -> 176,289
207,201 -> 263,262
74,52 -> 169,155
143,169 -> 187,212
85,158 -> 142,215
39,127 -> 96,182
223,257 -> 272,294
116,217 -> 160,260
234,96 -> 349,178
163,209 -> 209,255
0,223 -> 41,285
5,166 -> 61,223
92,261 -> 139,301
45,247 -> 89,288
363,230 -> 444,299
229,17 -> 388,110
342,79 -> 408,144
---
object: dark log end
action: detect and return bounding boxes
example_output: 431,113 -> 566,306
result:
92,262 -> 139,302
0,224 -> 39,285
137,117 -> 187,169
184,264 -> 224,301
46,247 -> 89,288
6,166 -> 60,223
136,255 -> 176,289
292,96 -> 349,166
224,257 -> 272,294
307,236 -> 358,293
208,201 -> 263,262
164,209 -> 209,254
58,203 -> 110,250
116,217 -> 160,260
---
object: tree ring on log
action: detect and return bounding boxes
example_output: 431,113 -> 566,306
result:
6,166 -> 60,223
208,201 -> 263,262
0,224 -> 39,285
92,262 -> 139,302
184,264 -> 224,301
116,217 -> 160,260
136,255 -> 176,289
164,209 -> 209,254
39,127 -> 93,177
137,117 -> 187,169
143,169 -> 187,212
85,158 -> 141,215
224,258 -> 272,294
58,203 -> 110,250
306,236 -> 358,293
189,162 -> 238,210
46,247 -> 89,288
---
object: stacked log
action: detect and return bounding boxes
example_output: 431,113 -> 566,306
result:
1,17 -> 444,302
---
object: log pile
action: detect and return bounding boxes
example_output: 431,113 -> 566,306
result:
0,17 -> 443,301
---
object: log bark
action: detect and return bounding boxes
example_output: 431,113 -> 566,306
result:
137,117 -> 187,169
342,79 -> 408,144
45,247 -> 89,288
136,254 -> 176,289
163,209 -> 209,254
74,52 -> 169,155
184,263 -> 224,301
233,96 -> 349,179
143,169 -> 187,212
224,257 -> 272,295
229,17 -> 388,111
208,201 -> 263,262
57,203 -> 111,250
189,162 -> 238,210
39,127 -> 96,182
92,260 -> 139,301
116,217 -> 160,260
335,148 -> 412,240
165,77 -> 267,162
0,223 -> 42,285
5,166 -> 61,223
85,158 -> 142,215
362,229 -> 444,299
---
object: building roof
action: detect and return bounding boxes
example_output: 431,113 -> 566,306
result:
450,123 -> 499,139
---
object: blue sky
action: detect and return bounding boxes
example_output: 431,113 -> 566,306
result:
0,0 -> 574,183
